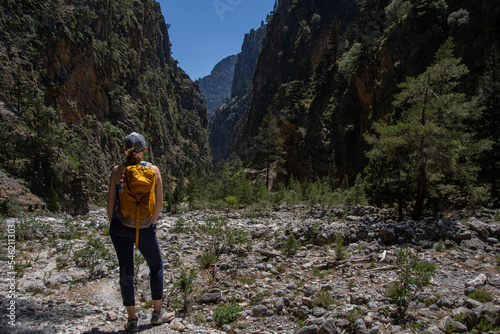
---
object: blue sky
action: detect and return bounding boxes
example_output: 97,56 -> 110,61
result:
158,0 -> 275,80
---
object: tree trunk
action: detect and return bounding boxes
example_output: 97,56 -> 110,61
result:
413,75 -> 430,221
397,160 -> 403,221
412,159 -> 426,221
266,154 -> 270,190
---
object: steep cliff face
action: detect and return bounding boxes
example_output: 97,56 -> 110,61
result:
208,26 -> 266,168
231,24 -> 267,97
198,55 -> 238,119
233,0 -> 361,181
233,0 -> 500,185
0,0 -> 211,211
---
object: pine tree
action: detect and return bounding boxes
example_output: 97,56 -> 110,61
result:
366,38 -> 484,220
214,158 -> 233,200
252,112 -> 285,190
172,181 -> 185,213
478,46 -> 500,206
385,0 -> 411,27
186,172 -> 200,209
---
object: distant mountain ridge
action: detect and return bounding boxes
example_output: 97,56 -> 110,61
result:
208,25 -> 266,168
198,55 -> 238,119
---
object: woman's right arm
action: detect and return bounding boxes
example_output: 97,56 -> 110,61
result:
152,166 -> 163,224
107,166 -> 119,223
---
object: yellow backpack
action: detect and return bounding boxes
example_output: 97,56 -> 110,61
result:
119,164 -> 156,248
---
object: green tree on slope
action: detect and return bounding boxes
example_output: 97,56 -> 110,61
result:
253,112 -> 285,190
366,38 -> 489,220
477,46 -> 500,206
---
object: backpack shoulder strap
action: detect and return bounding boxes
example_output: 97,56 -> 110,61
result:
143,162 -> 153,169
118,163 -> 127,176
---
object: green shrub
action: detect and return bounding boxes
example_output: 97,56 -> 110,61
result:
198,216 -> 248,258
335,235 -> 346,261
62,218 -> 85,240
312,266 -> 324,278
1,196 -> 22,217
55,243 -> 73,270
134,252 -> 146,285
434,239 -> 445,252
469,288 -> 493,303
385,248 -> 436,318
213,301 -> 243,327
73,236 -> 111,279
474,318 -> 497,332
276,264 -> 286,273
198,251 -> 217,269
452,313 -> 467,324
14,217 -> 51,241
281,234 -> 301,256
171,218 -> 189,233
346,309 -> 367,325
344,174 -> 367,206
175,268 -> 197,310
250,291 -> 267,305
224,196 -> 238,208
312,289 -> 338,308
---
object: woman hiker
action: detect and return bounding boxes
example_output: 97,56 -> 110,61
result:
107,132 -> 167,332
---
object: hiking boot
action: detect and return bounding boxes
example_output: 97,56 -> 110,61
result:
124,317 -> 138,332
151,309 -> 170,325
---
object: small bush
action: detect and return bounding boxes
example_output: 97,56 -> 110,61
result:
213,301 -> 243,327
62,219 -> 85,240
198,251 -> 217,269
474,318 -> 496,332
334,235 -> 346,261
1,196 -> 22,217
385,248 -> 436,318
55,243 -> 73,270
312,289 -> 338,308
171,218 -> 189,233
224,196 -> 238,208
346,308 -> 367,325
312,266 -> 324,278
73,236 -> 111,279
134,252 -> 146,285
15,217 -> 51,241
198,216 -> 248,258
452,313 -> 467,324
281,234 -> 301,256
250,291 -> 268,305
175,267 -> 197,310
469,288 -> 493,303
434,239 -> 445,252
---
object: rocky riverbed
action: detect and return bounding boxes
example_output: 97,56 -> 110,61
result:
1,206 -> 500,334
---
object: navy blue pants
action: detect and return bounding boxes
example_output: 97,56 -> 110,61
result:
110,219 -> 164,306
